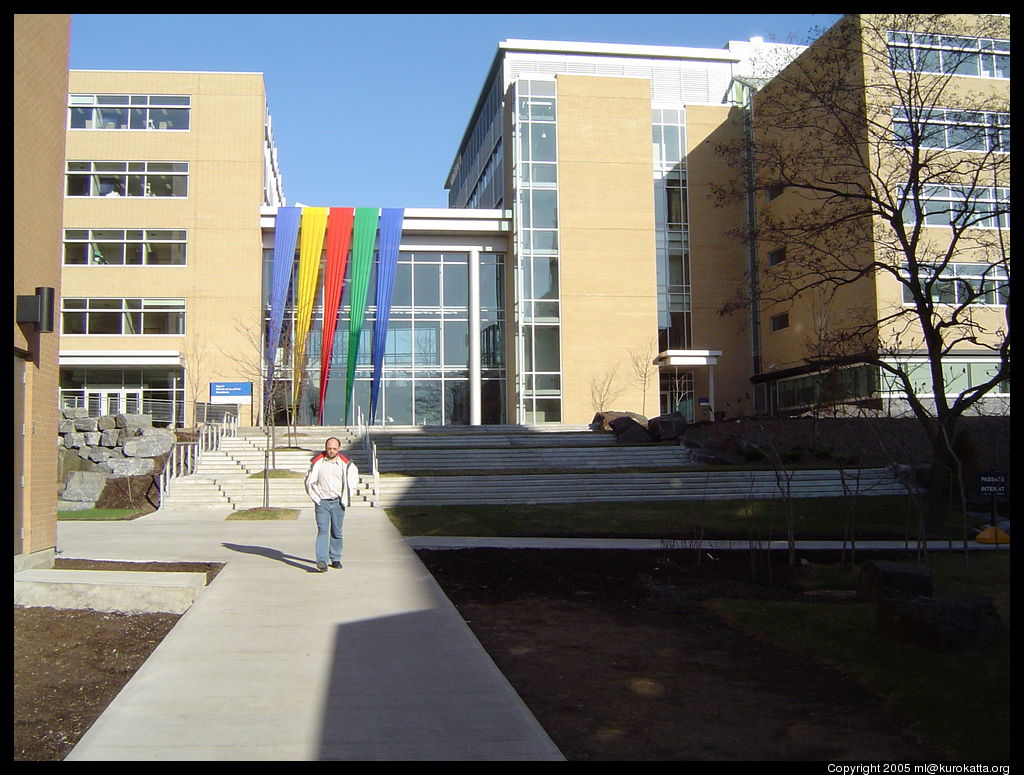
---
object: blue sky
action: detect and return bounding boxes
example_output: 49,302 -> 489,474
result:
69,14 -> 839,209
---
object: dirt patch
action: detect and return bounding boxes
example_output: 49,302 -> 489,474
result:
15,552 -> 944,761
14,560 -> 223,761
418,548 -> 944,762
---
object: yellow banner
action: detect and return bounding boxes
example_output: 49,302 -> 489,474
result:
293,207 -> 328,403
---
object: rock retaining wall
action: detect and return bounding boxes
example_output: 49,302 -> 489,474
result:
57,407 -> 175,509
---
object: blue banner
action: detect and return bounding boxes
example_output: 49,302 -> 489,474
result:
370,208 -> 404,423
265,207 -> 301,420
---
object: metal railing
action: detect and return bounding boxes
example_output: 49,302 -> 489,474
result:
355,407 -> 380,506
60,394 -> 239,428
157,415 -> 238,508
371,442 -> 380,507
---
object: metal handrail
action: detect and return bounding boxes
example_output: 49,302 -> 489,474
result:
371,441 -> 380,508
157,415 -> 238,509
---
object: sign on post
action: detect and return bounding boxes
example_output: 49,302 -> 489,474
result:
979,472 -> 1007,497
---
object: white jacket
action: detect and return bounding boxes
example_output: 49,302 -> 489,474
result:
304,452 -> 360,507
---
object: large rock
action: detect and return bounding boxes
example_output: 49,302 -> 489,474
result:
103,457 -> 156,476
62,406 -> 89,419
122,435 -> 173,458
63,432 -> 86,449
73,417 -> 99,432
97,414 -> 119,431
648,412 -> 688,441
58,419 -> 76,434
591,411 -> 649,432
609,416 -> 654,443
87,447 -> 117,463
876,592 -> 1000,651
115,413 -> 153,430
99,428 -> 123,447
61,471 -> 109,502
857,560 -> 933,602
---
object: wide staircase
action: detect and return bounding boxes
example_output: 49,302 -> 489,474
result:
159,424 -> 913,510
159,428 -> 372,511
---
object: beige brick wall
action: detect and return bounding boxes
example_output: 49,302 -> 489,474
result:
62,71 -> 269,425
555,75 -> 660,423
685,104 -> 756,417
14,14 -> 70,558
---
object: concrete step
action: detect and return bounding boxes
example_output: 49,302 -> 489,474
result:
371,469 -> 909,506
14,569 -> 207,614
375,448 -> 693,471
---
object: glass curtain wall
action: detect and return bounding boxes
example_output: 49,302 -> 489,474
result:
653,107 -> 694,419
264,249 -> 506,426
514,79 -> 562,423
60,368 -> 186,427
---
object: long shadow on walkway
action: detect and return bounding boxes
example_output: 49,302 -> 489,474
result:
222,542 -> 321,573
317,608 -> 562,760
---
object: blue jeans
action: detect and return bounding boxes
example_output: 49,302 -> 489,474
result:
314,497 -> 345,564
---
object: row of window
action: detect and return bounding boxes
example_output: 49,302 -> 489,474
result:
769,182 -> 1010,230
892,107 -> 1009,153
69,94 -> 190,131
66,161 -> 189,198
767,261 -> 1007,333
775,359 -> 1008,411
61,298 -> 186,336
888,31 -> 1010,79
902,185 -> 1009,229
63,229 -> 187,266
900,262 -> 1009,306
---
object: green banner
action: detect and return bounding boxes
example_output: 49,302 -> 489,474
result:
345,207 -> 379,423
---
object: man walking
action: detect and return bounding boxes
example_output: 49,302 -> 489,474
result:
304,437 -> 360,572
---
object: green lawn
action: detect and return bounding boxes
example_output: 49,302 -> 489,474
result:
226,507 -> 299,520
57,508 -> 151,521
710,552 -> 1010,760
387,496 -> 978,541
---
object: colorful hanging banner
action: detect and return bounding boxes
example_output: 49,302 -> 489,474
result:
292,207 -> 328,404
370,208 -> 404,423
344,207 -> 380,424
318,207 -> 355,423
265,206 -> 301,420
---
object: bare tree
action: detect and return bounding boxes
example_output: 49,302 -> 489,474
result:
716,14 -> 1010,525
589,364 -> 624,415
628,340 -> 659,418
182,333 -> 210,429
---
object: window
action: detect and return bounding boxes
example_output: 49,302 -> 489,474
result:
902,185 -> 1009,229
66,161 -> 189,198
61,298 -> 185,336
768,247 -> 787,266
881,360 -> 1009,397
63,229 -> 187,266
776,364 -> 879,410
69,94 -> 190,130
770,313 -> 790,332
901,262 -> 1009,306
665,173 -> 687,229
892,107 -> 1009,152
652,108 -> 685,166
888,32 -> 1009,79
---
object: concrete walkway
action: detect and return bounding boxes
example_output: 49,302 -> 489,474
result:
57,506 -> 564,761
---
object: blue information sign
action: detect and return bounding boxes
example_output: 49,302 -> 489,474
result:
210,382 -> 253,404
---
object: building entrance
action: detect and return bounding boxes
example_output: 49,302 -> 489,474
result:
84,389 -> 143,417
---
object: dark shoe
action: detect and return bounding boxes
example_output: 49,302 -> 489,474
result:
316,561 -> 328,572
330,561 -> 342,569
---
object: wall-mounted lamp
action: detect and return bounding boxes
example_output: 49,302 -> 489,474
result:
16,286 -> 55,333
